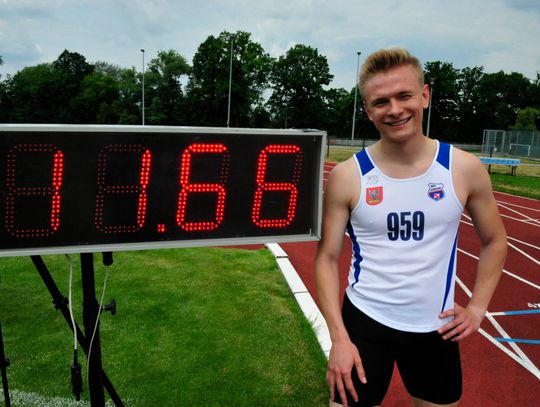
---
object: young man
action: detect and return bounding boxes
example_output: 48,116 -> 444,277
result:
314,48 -> 507,407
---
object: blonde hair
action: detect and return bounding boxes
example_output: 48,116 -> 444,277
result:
359,48 -> 424,96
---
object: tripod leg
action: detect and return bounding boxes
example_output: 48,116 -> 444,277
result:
80,253 -> 106,407
30,255 -> 124,406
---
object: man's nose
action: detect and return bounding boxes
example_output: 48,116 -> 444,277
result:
388,99 -> 403,115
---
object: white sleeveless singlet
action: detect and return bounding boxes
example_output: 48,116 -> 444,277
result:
345,140 -> 464,332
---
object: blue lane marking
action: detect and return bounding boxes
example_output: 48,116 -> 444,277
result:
495,338 -> 540,345
497,310 -> 540,316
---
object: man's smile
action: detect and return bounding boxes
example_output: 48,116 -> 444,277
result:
384,116 -> 412,127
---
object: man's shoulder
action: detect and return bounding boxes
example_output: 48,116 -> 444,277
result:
451,146 -> 484,173
451,146 -> 492,200
326,157 -> 361,198
330,156 -> 359,178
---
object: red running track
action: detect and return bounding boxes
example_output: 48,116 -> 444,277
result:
280,162 -> 540,406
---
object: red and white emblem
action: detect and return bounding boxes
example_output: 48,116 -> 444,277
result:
366,186 -> 383,206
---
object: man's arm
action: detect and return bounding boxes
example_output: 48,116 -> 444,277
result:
314,159 -> 364,405
438,151 -> 507,341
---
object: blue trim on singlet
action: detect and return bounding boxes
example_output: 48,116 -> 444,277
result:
347,220 -> 363,288
355,149 -> 374,175
436,142 -> 451,170
441,232 -> 458,313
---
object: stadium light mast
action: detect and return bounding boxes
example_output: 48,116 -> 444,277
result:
351,51 -> 362,141
426,78 -> 434,137
227,34 -> 236,128
141,49 -> 145,126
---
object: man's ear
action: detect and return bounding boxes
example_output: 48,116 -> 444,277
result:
364,102 -> 373,121
422,84 -> 430,109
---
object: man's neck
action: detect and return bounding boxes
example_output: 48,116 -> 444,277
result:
368,135 -> 437,178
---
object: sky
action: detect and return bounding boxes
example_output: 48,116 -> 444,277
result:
1,0 -> 539,90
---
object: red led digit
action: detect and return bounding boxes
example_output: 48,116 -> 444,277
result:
138,149 -> 151,228
5,144 -> 64,238
251,144 -> 303,228
95,145 -> 152,234
176,143 -> 230,231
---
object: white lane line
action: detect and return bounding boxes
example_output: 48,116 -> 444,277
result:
458,248 -> 540,291
496,201 -> 540,213
506,241 -> 540,266
456,277 -> 540,380
501,213 -> 540,225
459,218 -> 540,280
495,191 -> 540,203
476,328 -> 540,381
507,236 -> 540,251
498,202 -> 540,225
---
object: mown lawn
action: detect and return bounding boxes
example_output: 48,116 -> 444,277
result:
0,248 -> 328,406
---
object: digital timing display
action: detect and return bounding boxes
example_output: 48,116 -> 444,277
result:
0,125 -> 325,257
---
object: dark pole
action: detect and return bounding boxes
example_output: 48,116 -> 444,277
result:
0,321 -> 11,407
80,253 -> 106,407
488,146 -> 495,174
0,273 -> 11,406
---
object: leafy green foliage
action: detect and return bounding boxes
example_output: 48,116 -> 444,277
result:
268,44 -> 333,129
144,49 -> 190,125
1,36 -> 540,141
512,107 -> 540,130
186,31 -> 272,127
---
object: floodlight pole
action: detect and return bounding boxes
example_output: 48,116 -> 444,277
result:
351,51 -> 361,141
141,49 -> 145,126
227,35 -> 235,128
426,79 -> 434,138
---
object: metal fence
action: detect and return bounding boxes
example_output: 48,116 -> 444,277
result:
482,129 -> 540,159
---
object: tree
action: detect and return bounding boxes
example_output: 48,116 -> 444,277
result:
116,67 -> 143,124
476,71 -> 533,135
53,50 -> 94,79
70,72 -> 120,123
94,61 -> 124,79
3,63 -> 65,123
144,49 -> 190,125
512,107 -> 540,130
424,61 -> 460,140
186,31 -> 272,127
51,50 -> 95,122
324,87 -> 351,137
456,66 -> 485,141
268,44 -> 333,129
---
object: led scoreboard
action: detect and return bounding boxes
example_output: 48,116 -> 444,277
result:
0,125 -> 325,257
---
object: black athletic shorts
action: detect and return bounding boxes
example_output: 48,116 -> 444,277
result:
334,295 -> 462,406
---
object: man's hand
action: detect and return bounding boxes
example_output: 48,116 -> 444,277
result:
438,303 -> 485,341
327,338 -> 366,405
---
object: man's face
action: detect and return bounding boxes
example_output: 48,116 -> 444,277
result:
363,64 -> 429,142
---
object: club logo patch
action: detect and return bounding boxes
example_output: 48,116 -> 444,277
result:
366,175 -> 380,185
366,186 -> 383,205
428,183 -> 445,201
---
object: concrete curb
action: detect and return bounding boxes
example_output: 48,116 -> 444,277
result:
266,243 -> 331,358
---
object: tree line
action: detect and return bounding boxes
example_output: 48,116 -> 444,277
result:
1,31 -> 539,143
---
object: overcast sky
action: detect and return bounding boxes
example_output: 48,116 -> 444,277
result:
1,0 -> 539,90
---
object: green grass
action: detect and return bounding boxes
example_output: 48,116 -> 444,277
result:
0,248 -> 328,406
489,173 -> 540,200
